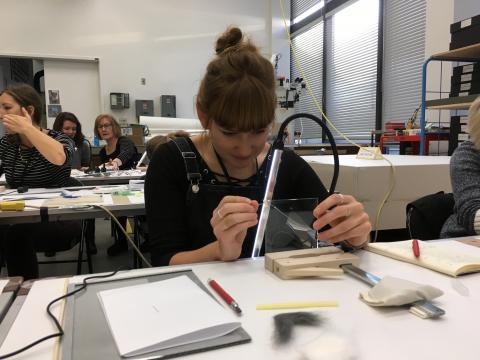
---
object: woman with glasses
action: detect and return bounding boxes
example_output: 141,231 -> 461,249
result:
53,112 -> 91,170
94,114 -> 137,255
94,114 -> 137,171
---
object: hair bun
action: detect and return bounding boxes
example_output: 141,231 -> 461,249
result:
215,27 -> 243,55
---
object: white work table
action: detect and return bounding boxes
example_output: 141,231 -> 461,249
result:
303,155 -> 452,230
1,240 -> 479,360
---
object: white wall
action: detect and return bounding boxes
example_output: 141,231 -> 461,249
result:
270,0 -> 291,80
424,0 -> 480,125
424,0 -> 455,124
0,0 -> 279,130
454,0 -> 480,21
43,59 -> 101,139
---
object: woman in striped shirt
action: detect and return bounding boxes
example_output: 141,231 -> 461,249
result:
0,83 -> 81,279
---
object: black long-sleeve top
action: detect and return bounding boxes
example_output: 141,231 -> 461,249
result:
145,139 -> 328,266
99,136 -> 137,170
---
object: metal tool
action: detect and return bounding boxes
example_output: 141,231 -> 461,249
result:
341,263 -> 445,319
251,149 -> 283,258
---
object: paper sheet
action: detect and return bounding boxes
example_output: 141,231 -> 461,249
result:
45,195 -> 103,207
1,193 -> 62,201
102,194 -> 114,205
128,193 -> 144,204
0,280 -> 9,293
0,278 -> 67,360
70,169 -> 85,177
98,275 -> 240,357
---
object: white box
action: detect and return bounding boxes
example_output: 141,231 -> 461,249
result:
303,155 -> 452,230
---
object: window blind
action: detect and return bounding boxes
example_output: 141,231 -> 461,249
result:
292,0 -> 324,19
290,21 -> 324,139
382,0 -> 426,124
325,0 -> 379,140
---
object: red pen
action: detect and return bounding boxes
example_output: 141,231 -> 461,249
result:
208,278 -> 242,315
412,239 -> 420,258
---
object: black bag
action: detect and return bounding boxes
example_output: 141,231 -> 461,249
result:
406,192 -> 455,240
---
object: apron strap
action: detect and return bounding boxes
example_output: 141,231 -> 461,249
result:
172,137 -> 201,193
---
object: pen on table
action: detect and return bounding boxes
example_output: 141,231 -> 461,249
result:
208,278 -> 242,315
61,189 -> 79,198
412,239 -> 420,258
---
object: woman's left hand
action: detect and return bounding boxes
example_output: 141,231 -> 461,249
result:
312,193 -> 371,247
1,107 -> 33,135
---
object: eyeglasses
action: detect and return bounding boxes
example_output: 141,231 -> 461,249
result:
97,124 -> 112,129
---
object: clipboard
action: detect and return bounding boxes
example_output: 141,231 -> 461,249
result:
0,277 -> 22,324
61,269 -> 251,359
0,277 -> 25,346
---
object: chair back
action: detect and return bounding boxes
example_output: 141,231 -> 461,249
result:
406,192 -> 454,240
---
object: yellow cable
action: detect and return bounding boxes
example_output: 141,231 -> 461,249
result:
93,204 -> 152,268
278,0 -> 396,241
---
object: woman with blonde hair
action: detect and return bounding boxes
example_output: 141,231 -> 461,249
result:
145,27 -> 371,266
441,96 -> 480,238
95,114 -> 137,255
94,114 -> 137,170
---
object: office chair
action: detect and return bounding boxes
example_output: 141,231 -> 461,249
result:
406,192 -> 455,240
37,177 -> 94,274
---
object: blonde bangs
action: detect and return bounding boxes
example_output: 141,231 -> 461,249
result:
468,96 -> 480,148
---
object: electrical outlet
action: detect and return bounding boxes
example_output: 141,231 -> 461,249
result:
141,77 -> 146,85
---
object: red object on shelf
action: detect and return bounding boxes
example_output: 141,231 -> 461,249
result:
379,133 -> 450,155
384,121 -> 406,131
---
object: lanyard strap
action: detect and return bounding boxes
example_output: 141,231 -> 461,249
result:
172,137 -> 202,193
212,146 -> 259,185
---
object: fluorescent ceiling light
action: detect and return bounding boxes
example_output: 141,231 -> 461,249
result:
293,1 -> 325,24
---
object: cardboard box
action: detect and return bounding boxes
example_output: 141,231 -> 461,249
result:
121,124 -> 145,146
449,15 -> 480,50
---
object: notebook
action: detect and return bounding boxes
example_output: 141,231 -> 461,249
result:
366,240 -> 480,277
98,275 -> 242,358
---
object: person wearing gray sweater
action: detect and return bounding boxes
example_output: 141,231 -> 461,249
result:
441,96 -> 480,238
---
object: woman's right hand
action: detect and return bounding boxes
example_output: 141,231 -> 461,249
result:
1,107 -> 33,135
210,196 -> 259,261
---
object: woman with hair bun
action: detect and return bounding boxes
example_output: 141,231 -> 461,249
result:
145,27 -> 371,267
441,96 -> 480,238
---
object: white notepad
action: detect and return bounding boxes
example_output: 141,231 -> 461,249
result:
367,240 -> 480,277
98,275 -> 240,358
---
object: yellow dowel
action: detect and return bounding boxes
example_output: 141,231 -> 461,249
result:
256,301 -> 338,310
0,200 -> 25,211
